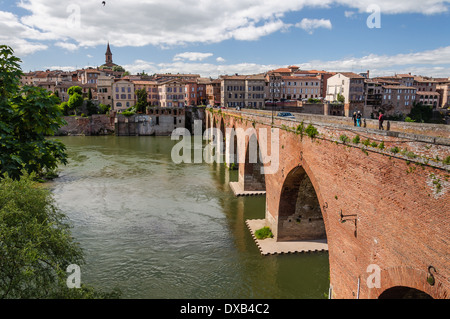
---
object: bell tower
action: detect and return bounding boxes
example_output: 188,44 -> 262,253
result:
105,42 -> 113,66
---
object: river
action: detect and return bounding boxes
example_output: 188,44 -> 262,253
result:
49,136 -> 329,299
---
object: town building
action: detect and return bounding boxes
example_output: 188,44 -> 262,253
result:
206,79 -> 222,106
97,76 -> 114,106
133,80 -> 160,106
158,79 -> 186,107
280,76 -> 321,101
380,85 -> 417,116
112,79 -> 135,112
221,74 -> 265,108
326,72 -> 365,103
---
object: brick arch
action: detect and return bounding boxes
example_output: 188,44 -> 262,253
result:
276,164 -> 327,241
365,266 -> 448,299
225,123 -> 239,169
242,130 -> 266,191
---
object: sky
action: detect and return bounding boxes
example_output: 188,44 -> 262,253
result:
1,0 -> 450,78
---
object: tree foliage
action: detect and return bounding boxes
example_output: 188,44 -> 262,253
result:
407,102 -> 433,123
0,174 -> 121,299
0,45 -> 68,180
67,86 -> 84,114
135,88 -> 148,113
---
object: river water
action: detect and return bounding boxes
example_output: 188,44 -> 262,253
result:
49,136 -> 329,299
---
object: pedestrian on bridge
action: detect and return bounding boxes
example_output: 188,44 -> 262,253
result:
379,113 -> 384,130
356,111 -> 362,127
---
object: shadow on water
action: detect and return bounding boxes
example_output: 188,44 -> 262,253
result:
49,136 -> 329,299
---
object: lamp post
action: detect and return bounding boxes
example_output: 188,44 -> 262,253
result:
271,74 -> 275,124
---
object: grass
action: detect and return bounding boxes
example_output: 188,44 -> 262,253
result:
254,227 -> 274,240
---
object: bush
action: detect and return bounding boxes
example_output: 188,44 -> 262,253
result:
121,111 -> 135,117
305,124 -> 319,139
352,135 -> 360,144
254,227 -> 274,240
362,139 -> 371,146
339,134 -> 349,144
443,156 -> 450,165
378,142 -> 385,150
99,104 -> 111,115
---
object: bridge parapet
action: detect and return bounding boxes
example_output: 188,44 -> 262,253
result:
216,109 -> 450,171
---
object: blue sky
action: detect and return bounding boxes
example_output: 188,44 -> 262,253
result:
1,0 -> 449,77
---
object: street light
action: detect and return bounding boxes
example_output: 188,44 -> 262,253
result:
271,73 -> 275,124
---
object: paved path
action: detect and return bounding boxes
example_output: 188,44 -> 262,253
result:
246,219 -> 328,256
229,182 -> 266,197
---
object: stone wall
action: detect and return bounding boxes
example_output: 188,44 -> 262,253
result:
115,112 -> 186,136
56,114 -> 115,136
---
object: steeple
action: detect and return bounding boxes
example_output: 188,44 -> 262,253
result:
105,42 -> 113,65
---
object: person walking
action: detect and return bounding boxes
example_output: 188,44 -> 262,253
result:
356,111 -> 362,127
352,112 -> 357,126
379,112 -> 384,130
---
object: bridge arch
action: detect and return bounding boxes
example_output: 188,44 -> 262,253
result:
378,286 -> 433,299
276,164 -> 327,241
242,131 -> 266,191
364,266 -> 447,299
225,124 -> 239,169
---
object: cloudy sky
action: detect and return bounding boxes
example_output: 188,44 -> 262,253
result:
1,0 -> 450,77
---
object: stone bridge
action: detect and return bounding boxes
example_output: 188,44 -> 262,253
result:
206,108 -> 449,299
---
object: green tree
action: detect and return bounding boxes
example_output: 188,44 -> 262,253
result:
67,86 -> 84,115
99,103 -> 111,115
0,45 -> 68,180
86,100 -> 98,116
0,174 -> 121,299
337,93 -> 345,103
408,102 -> 433,123
112,65 -> 125,73
135,88 -> 148,113
88,87 -> 92,100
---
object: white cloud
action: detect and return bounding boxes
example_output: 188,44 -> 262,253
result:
173,52 -> 213,62
297,46 -> 450,77
55,42 -> 78,51
295,18 -> 332,34
216,57 -> 226,63
0,10 -> 49,56
344,10 -> 356,18
120,45 -> 450,78
10,0 -> 449,52
44,45 -> 450,78
122,60 -> 281,78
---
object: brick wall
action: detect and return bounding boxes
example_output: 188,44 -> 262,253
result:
211,109 -> 450,299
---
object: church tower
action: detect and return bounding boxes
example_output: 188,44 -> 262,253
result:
105,42 -> 113,66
